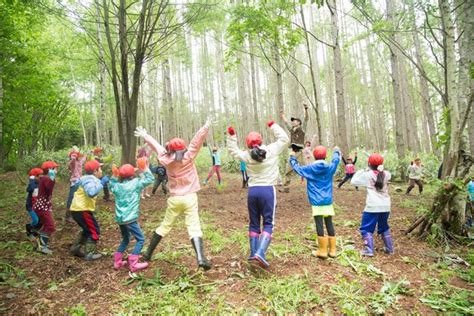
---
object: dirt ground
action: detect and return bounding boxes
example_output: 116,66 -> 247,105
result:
0,172 -> 472,314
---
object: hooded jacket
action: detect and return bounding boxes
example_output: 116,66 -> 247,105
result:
289,150 -> 340,206
227,123 -> 289,187
70,175 -> 104,212
143,125 -> 208,196
109,169 -> 154,224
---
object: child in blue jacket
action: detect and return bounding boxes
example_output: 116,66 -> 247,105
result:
290,145 -> 340,259
109,159 -> 154,272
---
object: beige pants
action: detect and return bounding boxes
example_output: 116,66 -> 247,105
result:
283,150 -> 304,186
155,193 -> 203,238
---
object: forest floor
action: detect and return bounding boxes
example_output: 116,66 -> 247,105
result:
0,172 -> 473,315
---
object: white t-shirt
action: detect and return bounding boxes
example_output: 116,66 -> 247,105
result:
351,169 -> 391,213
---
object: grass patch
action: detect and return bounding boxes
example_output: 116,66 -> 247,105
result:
0,261 -> 33,289
337,243 -> 386,277
247,274 -> 319,313
420,277 -> 474,314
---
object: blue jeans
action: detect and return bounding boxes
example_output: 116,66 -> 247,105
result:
117,221 -> 145,255
360,212 -> 390,236
67,182 -> 80,210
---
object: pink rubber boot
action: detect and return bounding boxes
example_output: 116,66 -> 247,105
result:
128,254 -> 149,272
113,252 -> 127,270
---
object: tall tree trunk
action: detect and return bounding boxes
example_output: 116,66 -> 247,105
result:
249,39 -> 259,131
329,0 -> 348,154
0,65 -> 3,166
386,0 -> 407,170
162,59 -> 174,140
96,2 -> 107,146
399,60 -> 420,152
274,46 -> 284,124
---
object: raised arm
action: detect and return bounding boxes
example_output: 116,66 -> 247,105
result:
279,109 -> 292,131
83,178 -> 104,198
353,153 -> 358,165
266,121 -> 290,156
185,122 -> 210,160
289,155 -> 315,180
351,170 -> 370,187
135,127 -> 167,156
328,148 -> 341,175
226,127 -> 248,162
302,103 -> 309,131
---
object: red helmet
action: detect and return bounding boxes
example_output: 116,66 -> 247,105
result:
41,161 -> 58,173
68,150 -> 79,158
313,146 -> 327,159
246,132 -> 263,148
29,168 -> 44,177
119,164 -> 135,178
167,138 -> 187,152
368,153 -> 384,166
84,160 -> 101,173
93,147 -> 103,155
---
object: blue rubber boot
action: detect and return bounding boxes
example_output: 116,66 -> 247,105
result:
248,232 -> 260,261
381,230 -> 394,254
254,232 -> 272,269
361,233 -> 374,257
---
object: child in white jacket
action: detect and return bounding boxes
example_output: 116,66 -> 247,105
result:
227,120 -> 289,269
351,153 -> 394,256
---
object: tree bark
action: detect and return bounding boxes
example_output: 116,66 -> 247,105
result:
329,0 -> 348,154
0,65 -> 3,166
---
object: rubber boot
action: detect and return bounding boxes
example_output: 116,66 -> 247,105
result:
328,236 -> 337,258
142,232 -> 162,261
128,254 -> 148,272
113,252 -> 127,270
254,232 -> 272,269
361,233 -> 374,257
191,237 -> 211,271
381,230 -> 394,254
38,234 -> 53,254
248,232 -> 260,261
315,236 -> 328,259
84,239 -> 102,261
70,232 -> 86,257
25,224 -> 35,241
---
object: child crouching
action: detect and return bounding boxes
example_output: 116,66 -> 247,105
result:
351,154 -> 393,256
109,158 -> 154,272
290,145 -> 341,259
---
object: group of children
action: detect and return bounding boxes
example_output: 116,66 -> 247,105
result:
24,107 -> 400,273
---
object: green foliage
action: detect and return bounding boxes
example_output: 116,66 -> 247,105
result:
420,277 -> 474,314
247,274 -> 319,313
64,304 -> 87,316
0,260 -> 32,289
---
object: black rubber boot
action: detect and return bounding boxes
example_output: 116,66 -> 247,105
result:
191,237 -> 211,271
70,232 -> 87,257
143,232 -> 162,261
84,239 -> 102,261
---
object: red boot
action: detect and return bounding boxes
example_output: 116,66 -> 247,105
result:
128,254 -> 148,272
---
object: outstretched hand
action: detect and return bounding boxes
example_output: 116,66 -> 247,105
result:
205,117 -> 217,128
134,126 -> 148,138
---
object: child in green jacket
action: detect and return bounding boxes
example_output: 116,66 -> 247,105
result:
109,158 -> 154,272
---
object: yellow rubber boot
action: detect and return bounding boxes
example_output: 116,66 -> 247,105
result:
315,236 -> 328,259
328,236 -> 337,258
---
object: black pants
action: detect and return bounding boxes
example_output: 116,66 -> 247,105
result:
152,177 -> 168,194
406,179 -> 423,194
314,216 -> 335,237
338,173 -> 356,188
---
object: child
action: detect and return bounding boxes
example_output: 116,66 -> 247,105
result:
25,168 -> 43,241
69,160 -> 109,260
203,146 -> 222,186
351,153 -> 393,256
290,145 -> 341,259
33,161 -> 59,254
151,163 -> 169,195
240,161 -> 249,188
467,179 -> 474,228
227,120 -> 289,269
93,147 -> 111,201
406,157 -> 423,195
137,145 -> 152,199
134,119 -> 213,270
280,103 -> 309,193
338,152 -> 358,189
110,159 -> 154,272
66,148 -> 87,222
302,141 -> 313,166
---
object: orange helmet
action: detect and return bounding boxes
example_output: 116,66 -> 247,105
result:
368,153 -> 384,166
119,164 -> 135,178
313,146 -> 327,159
246,132 -> 263,148
41,161 -> 58,174
29,168 -> 44,177
167,138 -> 187,152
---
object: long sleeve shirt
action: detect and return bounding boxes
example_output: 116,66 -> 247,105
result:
68,156 -> 87,185
290,151 -> 340,206
70,175 -> 104,212
227,123 -> 289,187
407,164 -> 423,180
144,125 -> 209,196
110,170 -> 154,224
351,169 -> 391,213
25,177 -> 39,210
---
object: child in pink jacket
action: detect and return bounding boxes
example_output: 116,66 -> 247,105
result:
134,119 -> 213,270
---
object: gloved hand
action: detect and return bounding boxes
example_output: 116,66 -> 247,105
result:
136,157 -> 148,171
267,120 -> 275,128
112,164 -> 119,177
227,126 -> 236,136
134,126 -> 148,138
48,169 -> 56,181
101,176 -> 109,185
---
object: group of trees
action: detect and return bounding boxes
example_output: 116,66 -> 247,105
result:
0,1 -> 471,236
